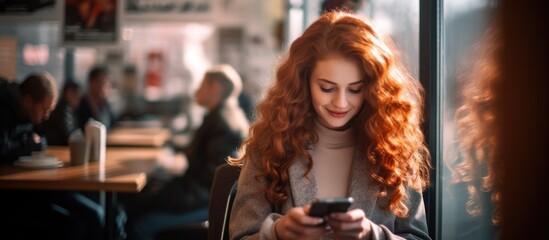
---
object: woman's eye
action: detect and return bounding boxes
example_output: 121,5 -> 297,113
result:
348,87 -> 363,94
320,87 -> 335,93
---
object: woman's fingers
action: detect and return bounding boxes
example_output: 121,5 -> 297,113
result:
275,207 -> 328,240
326,209 -> 371,239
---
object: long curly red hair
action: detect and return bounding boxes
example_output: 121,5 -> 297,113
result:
229,11 -> 430,218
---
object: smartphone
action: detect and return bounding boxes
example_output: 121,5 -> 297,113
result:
308,197 -> 354,217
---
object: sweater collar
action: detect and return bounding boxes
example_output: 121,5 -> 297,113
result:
314,120 -> 355,149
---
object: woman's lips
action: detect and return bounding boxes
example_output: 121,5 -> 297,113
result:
327,109 -> 348,118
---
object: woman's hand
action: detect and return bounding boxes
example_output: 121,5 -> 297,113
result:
274,205 -> 328,240
326,208 -> 372,240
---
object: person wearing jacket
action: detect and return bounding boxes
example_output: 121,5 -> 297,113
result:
44,80 -> 82,146
0,73 -> 56,162
76,65 -> 115,131
121,64 -> 250,240
228,11 -> 431,240
0,72 -> 105,240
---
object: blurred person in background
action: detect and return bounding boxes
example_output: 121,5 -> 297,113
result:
44,80 -> 82,146
120,64 -> 249,240
238,76 -> 256,122
0,72 -> 103,240
76,65 -> 116,130
0,72 -> 57,162
119,64 -> 146,121
75,65 -> 127,238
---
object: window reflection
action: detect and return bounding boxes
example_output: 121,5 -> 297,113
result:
441,1 -> 500,239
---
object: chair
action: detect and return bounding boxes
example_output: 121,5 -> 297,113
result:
208,163 -> 241,240
155,163 -> 239,240
148,208 -> 209,240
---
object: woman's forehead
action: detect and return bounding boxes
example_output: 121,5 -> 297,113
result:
311,56 -> 364,85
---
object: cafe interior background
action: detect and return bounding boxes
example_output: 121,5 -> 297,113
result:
1,0 -> 547,239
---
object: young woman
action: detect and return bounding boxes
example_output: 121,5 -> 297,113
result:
229,11 -> 431,240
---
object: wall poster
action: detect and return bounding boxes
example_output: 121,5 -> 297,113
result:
61,0 -> 121,46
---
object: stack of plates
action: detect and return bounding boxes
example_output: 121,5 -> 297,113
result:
14,154 -> 64,168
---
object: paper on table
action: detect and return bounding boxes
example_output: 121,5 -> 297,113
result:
14,155 -> 63,168
85,119 -> 106,179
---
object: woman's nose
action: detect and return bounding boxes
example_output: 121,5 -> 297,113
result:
332,90 -> 348,108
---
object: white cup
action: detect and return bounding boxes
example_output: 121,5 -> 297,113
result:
69,139 -> 90,166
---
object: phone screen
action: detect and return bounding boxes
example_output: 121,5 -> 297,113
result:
308,197 -> 353,217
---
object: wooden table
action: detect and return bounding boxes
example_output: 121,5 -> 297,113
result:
0,146 -> 165,240
107,127 -> 171,147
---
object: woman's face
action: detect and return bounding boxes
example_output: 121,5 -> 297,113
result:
309,55 -> 365,129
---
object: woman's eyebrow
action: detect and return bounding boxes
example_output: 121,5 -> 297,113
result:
349,80 -> 365,86
318,78 -> 364,85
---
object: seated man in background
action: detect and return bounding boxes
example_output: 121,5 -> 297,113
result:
0,73 -> 104,240
0,73 -> 55,161
44,80 -> 82,146
76,65 -> 116,130
75,66 -> 127,237
120,64 -> 250,240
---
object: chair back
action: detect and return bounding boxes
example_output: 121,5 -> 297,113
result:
208,163 -> 240,240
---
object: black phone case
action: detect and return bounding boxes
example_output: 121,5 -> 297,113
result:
308,197 -> 353,217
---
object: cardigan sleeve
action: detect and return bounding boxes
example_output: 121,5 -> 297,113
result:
229,156 -> 275,240
373,186 -> 431,240
260,213 -> 283,240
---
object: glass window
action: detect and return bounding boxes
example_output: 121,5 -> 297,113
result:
360,0 -> 420,79
303,0 -> 419,79
440,0 -> 500,239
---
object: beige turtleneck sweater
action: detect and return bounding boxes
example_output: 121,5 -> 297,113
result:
312,120 -> 356,198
